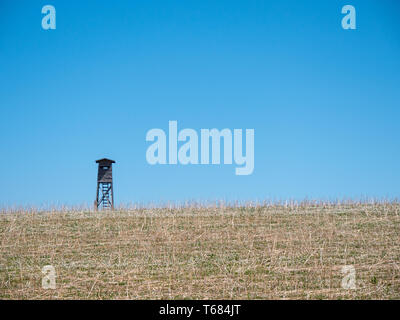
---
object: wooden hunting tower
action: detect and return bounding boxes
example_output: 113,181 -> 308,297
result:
95,158 -> 115,210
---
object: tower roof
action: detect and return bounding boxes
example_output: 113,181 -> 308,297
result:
95,158 -> 116,164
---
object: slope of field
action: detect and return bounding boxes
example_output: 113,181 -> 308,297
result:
1,203 -> 399,299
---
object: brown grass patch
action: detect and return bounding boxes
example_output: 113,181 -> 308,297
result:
1,202 -> 399,299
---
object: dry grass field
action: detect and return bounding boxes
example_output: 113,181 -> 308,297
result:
0,202 -> 399,299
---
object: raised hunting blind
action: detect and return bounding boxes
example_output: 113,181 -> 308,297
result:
95,158 -> 115,210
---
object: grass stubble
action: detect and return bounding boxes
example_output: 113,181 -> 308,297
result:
0,201 -> 399,299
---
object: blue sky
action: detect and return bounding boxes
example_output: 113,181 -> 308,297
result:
1,0 -> 399,207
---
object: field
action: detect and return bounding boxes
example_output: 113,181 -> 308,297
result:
1,202 -> 399,299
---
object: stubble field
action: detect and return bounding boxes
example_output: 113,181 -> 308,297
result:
0,202 -> 399,299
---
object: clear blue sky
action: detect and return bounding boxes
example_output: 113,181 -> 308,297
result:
1,0 -> 399,207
